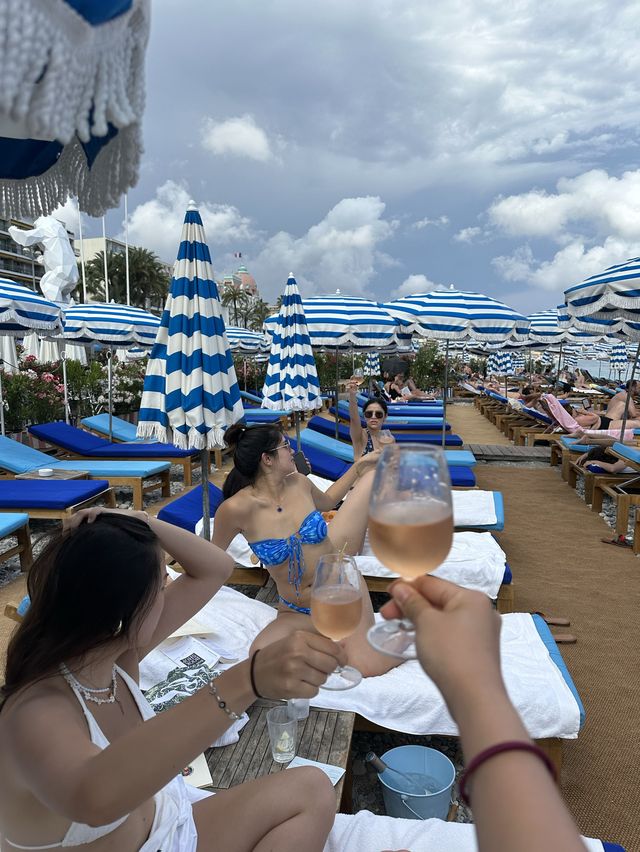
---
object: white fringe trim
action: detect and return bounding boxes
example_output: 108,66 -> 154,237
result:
568,294 -> 640,318
0,0 -> 150,145
168,426 -> 226,451
136,421 -> 168,444
0,122 -> 142,217
261,397 -> 323,412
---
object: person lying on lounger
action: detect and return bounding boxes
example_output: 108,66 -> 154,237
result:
0,511 -> 340,852
214,423 -> 399,678
347,381 -> 395,457
604,380 -> 639,421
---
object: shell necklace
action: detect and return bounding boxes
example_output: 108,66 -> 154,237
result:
60,662 -> 123,713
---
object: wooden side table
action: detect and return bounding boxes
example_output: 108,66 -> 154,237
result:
206,699 -> 355,812
16,470 -> 89,480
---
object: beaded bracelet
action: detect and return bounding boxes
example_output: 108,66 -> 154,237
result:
208,677 -> 242,722
459,741 -> 557,806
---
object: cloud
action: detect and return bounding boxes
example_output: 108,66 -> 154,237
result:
413,215 -> 449,230
250,196 -> 397,300
454,226 -> 482,243
51,198 -> 80,236
391,273 -> 442,298
492,236 -> 640,292
123,181 -> 256,264
488,169 -> 640,242
201,115 -> 275,162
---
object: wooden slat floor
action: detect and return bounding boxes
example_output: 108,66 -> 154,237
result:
466,443 -> 551,462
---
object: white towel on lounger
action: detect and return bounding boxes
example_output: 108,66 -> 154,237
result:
139,586 -> 581,741
451,489 -> 497,526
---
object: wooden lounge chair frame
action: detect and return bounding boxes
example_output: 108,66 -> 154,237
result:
0,486 -> 117,520
1,519 -> 32,572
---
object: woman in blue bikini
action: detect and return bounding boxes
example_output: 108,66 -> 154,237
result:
213,423 -> 399,678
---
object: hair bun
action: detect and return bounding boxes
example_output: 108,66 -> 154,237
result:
224,422 -> 247,449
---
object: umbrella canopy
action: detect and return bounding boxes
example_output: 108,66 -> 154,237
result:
527,309 -> 565,345
62,303 -> 160,348
364,353 -> 380,376
265,292 -> 398,349
563,257 -> 640,339
137,202 -> 243,449
225,326 -> 270,354
262,274 -> 322,415
384,288 -> 530,343
0,1 -> 150,217
0,278 -> 64,337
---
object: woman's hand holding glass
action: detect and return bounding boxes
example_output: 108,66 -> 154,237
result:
367,444 -> 453,658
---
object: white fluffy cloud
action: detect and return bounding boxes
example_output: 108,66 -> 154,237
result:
250,197 -> 397,300
123,181 -> 256,264
413,216 -> 449,230
51,198 -> 80,236
201,115 -> 275,162
454,226 -> 482,243
489,169 -> 640,242
391,274 -> 441,298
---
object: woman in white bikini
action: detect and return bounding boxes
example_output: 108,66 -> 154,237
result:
212,423 -> 398,678
0,510 -> 341,851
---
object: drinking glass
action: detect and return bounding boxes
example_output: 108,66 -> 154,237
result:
266,706 -> 297,763
367,444 -> 453,659
352,367 -> 365,386
379,429 -> 394,446
311,553 -> 363,690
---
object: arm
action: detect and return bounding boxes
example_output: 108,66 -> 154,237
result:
5,632 -> 346,828
308,453 -> 380,512
382,578 -> 585,852
347,383 -> 365,457
211,498 -> 245,551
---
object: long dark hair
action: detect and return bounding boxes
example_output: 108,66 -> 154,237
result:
222,422 -> 283,499
1,514 -> 162,708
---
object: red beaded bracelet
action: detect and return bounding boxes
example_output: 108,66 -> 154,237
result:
459,741 -> 557,806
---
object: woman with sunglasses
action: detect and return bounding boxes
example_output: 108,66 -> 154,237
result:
213,424 -> 398,679
347,380 -> 395,457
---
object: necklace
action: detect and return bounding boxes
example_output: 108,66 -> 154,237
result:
60,662 -> 122,712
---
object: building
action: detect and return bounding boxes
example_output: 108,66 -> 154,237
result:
77,235 -> 127,262
0,215 -> 76,290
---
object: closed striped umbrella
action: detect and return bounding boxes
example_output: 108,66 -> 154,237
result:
0,278 -> 63,434
262,275 -> 322,441
364,353 -> 380,376
609,342 -> 627,376
486,351 -> 513,375
562,347 -> 579,371
138,202 -> 243,449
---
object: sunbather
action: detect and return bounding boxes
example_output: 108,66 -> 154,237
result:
0,510 -> 339,852
214,423 -> 399,678
347,381 -> 395,457
605,380 -> 639,421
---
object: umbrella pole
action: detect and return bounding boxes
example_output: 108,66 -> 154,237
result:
108,347 -> 113,441
61,349 -> 70,424
442,341 -> 449,449
334,347 -> 340,441
201,449 -> 211,541
295,411 -> 301,445
243,359 -> 247,391
619,342 -> 640,439
0,363 -> 4,436
557,342 -> 563,379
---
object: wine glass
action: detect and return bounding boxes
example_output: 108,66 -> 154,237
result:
367,443 -> 453,659
352,367 -> 365,386
379,429 -> 394,446
311,553 -> 363,690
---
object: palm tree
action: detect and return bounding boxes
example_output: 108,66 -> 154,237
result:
247,298 -> 271,330
220,285 -> 253,327
83,248 -> 170,310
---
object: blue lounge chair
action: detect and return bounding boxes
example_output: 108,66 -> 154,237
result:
0,512 -> 32,571
355,394 -> 445,416
158,482 -> 224,532
0,479 -> 115,519
333,401 -> 447,428
0,436 -> 171,510
30,422 -> 204,486
309,416 -> 463,446
299,429 -> 477,486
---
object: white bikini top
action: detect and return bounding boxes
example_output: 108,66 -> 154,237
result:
4,665 -> 156,850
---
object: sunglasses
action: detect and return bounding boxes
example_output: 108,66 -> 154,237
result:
364,410 -> 384,419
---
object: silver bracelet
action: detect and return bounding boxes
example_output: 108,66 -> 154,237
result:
208,678 -> 242,721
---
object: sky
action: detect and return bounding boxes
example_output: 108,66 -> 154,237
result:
64,0 -> 640,314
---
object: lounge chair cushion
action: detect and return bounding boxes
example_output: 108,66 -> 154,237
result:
611,441 -> 640,466
82,414 -> 151,443
0,480 -> 110,509
289,438 -> 351,481
308,415 -> 462,445
157,483 -> 224,532
0,512 -> 30,535
30,422 -> 197,459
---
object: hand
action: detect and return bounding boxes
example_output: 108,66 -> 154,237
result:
347,379 -> 360,392
252,631 -> 347,699
62,506 -> 149,533
380,576 -> 504,717
355,449 -> 382,473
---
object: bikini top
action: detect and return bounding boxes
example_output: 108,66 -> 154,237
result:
4,666 -> 155,850
362,430 -> 374,456
248,510 -> 328,596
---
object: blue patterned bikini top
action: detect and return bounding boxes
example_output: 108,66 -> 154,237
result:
248,510 -> 328,596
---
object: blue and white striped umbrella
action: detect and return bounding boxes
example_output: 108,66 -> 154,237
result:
137,202 -> 243,449
563,257 -> 640,339
562,347 -> 579,370
486,351 -> 513,375
0,278 -> 63,337
226,326 -> 270,354
262,274 -> 322,415
527,309 -> 565,345
63,303 -> 160,348
384,288 -> 530,343
609,342 -> 627,373
265,291 -> 398,349
364,352 -> 380,376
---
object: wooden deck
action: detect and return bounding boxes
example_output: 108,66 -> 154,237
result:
466,443 -> 551,462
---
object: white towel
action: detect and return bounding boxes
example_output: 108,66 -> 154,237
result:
452,490 -> 497,526
140,587 -> 581,741
357,531 -> 507,598
325,811 -> 599,852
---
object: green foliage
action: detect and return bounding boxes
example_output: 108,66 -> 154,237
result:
4,356 -> 65,431
410,342 -> 446,389
83,248 -> 170,310
312,352 -> 364,391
